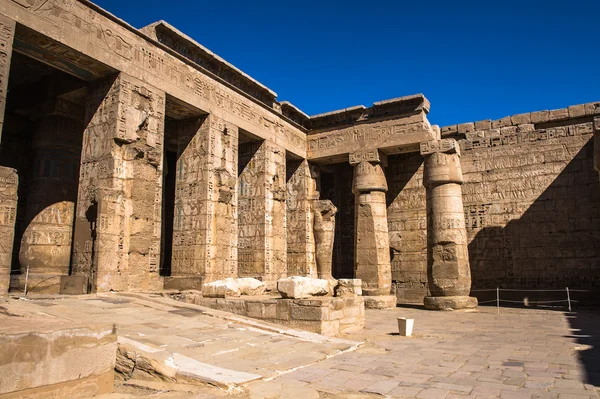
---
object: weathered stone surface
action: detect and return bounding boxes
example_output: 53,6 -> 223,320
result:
286,160 -> 318,277
203,278 -> 241,298
424,295 -> 478,310
277,276 -> 329,299
0,167 -> 17,297
237,277 -> 267,296
335,279 -> 362,297
163,276 -> 203,291
421,139 -> 476,310
363,295 -> 397,309
353,158 -> 392,296
313,199 -> 337,280
0,323 -> 116,397
60,276 -> 88,295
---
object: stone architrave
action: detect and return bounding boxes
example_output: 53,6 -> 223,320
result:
71,73 -> 165,293
420,139 -> 477,310
0,167 -> 17,297
350,149 -> 392,296
18,105 -> 84,293
0,14 -> 15,142
312,199 -> 337,280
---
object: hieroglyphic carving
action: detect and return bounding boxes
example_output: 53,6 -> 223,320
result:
0,167 -> 17,296
72,73 -> 165,292
0,14 -> 15,142
7,0 -> 306,156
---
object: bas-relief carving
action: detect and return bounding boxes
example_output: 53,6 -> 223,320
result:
308,116 -> 433,160
0,13 -> 14,140
72,73 -> 165,292
7,0 -> 306,156
0,167 -> 17,296
313,200 -> 337,280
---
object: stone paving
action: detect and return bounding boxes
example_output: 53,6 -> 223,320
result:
3,294 -> 600,398
257,306 -> 600,398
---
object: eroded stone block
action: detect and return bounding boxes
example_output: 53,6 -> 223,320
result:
203,278 -> 241,298
277,276 -> 329,299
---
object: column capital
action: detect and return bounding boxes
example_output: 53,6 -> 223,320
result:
349,148 -> 387,167
420,138 -> 460,157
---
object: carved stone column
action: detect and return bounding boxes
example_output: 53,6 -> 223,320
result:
0,167 -> 17,296
18,104 -> 84,293
0,15 -> 15,296
286,160 -> 318,277
594,117 -> 600,182
313,199 -> 337,280
421,139 -> 477,310
351,149 -> 392,298
72,74 -> 165,293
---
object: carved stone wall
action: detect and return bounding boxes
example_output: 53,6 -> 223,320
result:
388,103 -> 600,302
286,160 -> 317,277
0,166 -> 17,296
71,73 -> 165,292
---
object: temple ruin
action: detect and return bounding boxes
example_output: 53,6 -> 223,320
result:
1,0 -> 599,313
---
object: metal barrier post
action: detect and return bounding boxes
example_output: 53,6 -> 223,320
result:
566,287 -> 571,312
24,265 -> 29,295
496,287 -> 500,314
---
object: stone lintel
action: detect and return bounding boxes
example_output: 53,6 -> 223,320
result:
420,138 -> 460,156
349,149 -> 388,166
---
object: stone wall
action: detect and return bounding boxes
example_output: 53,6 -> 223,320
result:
388,102 -> 600,302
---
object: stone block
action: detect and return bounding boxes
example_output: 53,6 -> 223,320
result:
474,120 -> 492,130
569,104 -> 586,118
363,295 -> 396,309
530,110 -> 550,124
491,116 -> 512,128
511,113 -> 531,125
164,277 -> 203,291
276,300 -> 292,320
247,302 -> 264,318
60,276 -> 89,295
215,298 -> 247,314
585,102 -> 600,115
203,278 -> 240,298
0,323 -> 116,397
441,125 -> 458,135
457,122 -> 475,134
237,278 -> 266,296
291,304 -> 328,321
335,279 -> 362,297
548,108 -> 569,121
277,276 -> 329,299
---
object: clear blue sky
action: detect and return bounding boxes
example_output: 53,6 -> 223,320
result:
96,0 -> 599,127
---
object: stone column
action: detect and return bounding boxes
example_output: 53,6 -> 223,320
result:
313,200 -> 337,280
18,102 -> 84,293
72,73 -> 165,292
286,160 -> 318,277
351,149 -> 392,298
238,139 -> 286,288
0,15 -> 15,296
0,167 -> 17,296
166,116 -> 238,289
420,139 -> 477,310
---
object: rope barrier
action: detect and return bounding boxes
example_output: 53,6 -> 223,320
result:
468,286 -> 588,313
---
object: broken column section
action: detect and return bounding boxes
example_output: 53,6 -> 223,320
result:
351,149 -> 395,308
420,139 -> 477,310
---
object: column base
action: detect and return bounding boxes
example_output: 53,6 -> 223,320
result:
164,276 -> 203,291
424,296 -> 478,311
363,295 -> 396,309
